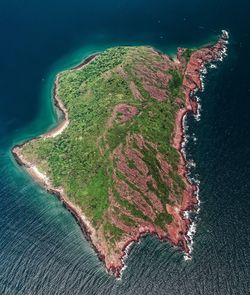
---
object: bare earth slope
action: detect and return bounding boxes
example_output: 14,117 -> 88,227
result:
13,31 -> 228,277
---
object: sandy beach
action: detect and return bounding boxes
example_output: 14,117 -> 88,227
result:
12,32 -> 228,278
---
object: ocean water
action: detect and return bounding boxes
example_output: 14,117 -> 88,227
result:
0,0 -> 249,294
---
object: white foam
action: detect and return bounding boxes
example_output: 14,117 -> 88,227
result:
200,74 -> 205,92
118,240 -> 135,279
184,254 -> 192,261
200,66 -> 207,75
181,112 -> 201,257
222,29 -> 229,40
187,159 -> 196,169
183,176 -> 201,255
209,64 -> 217,69
183,31 -> 230,259
194,96 -> 202,122
217,45 -> 228,62
184,215 -> 198,254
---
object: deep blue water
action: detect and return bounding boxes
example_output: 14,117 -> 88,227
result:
0,1 -> 249,294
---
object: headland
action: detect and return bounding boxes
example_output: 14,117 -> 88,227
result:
12,31 -> 228,278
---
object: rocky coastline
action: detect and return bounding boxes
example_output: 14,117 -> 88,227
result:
171,30 -> 229,255
12,31 -> 229,279
113,30 -> 229,276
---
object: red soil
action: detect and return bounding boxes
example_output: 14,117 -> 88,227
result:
167,34 -> 228,253
110,33 -> 228,277
110,103 -> 139,125
13,32 -> 228,278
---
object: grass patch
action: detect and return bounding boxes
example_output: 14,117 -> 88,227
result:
182,48 -> 196,63
155,212 -> 173,229
20,45 -> 187,247
167,69 -> 183,100
104,222 -> 124,245
119,214 -> 137,227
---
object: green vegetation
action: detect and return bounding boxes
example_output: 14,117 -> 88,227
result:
112,187 -> 150,221
104,222 -> 124,245
182,48 -> 196,63
155,212 -> 173,229
142,146 -> 170,204
21,45 -> 187,247
119,214 -> 137,227
127,158 -> 136,169
167,69 -> 183,99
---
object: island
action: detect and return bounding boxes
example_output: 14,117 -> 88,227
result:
12,31 -> 228,277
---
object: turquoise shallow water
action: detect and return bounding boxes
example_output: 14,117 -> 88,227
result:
0,0 -> 250,294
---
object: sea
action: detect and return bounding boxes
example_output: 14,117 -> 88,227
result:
0,0 -> 249,294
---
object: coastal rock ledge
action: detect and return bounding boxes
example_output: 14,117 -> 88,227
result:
12,31 -> 228,278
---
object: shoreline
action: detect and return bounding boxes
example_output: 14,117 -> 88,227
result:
11,31 -> 229,279
101,30 -> 230,277
172,30 -> 229,257
12,145 -> 106,266
11,53 -> 107,269
71,53 -> 99,70
45,53 -> 98,139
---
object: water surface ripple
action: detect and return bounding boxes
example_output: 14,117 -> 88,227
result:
0,0 -> 249,294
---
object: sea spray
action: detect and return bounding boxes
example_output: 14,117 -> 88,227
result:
183,30 -> 229,259
194,96 -> 202,122
115,245 -> 132,279
180,113 -> 201,259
